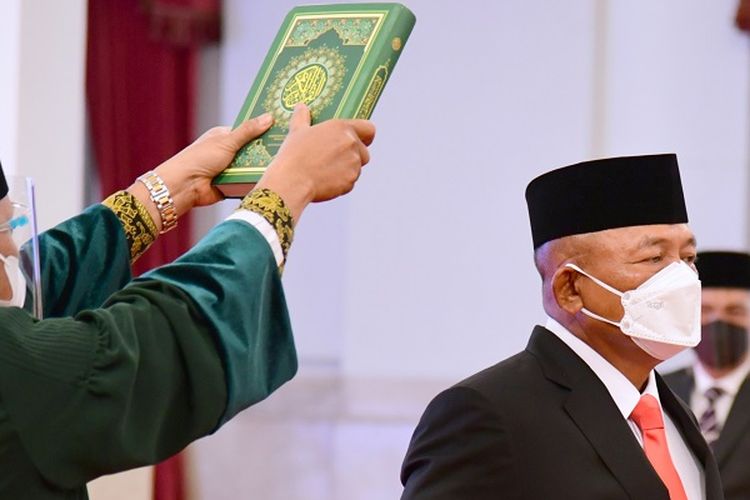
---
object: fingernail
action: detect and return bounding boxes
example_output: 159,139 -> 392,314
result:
294,102 -> 306,111
258,112 -> 273,126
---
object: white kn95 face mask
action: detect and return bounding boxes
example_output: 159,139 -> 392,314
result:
0,253 -> 26,308
565,261 -> 701,361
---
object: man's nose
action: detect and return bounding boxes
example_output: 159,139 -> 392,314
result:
701,310 -> 720,324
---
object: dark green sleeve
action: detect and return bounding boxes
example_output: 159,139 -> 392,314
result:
0,219 -> 297,490
141,219 -> 298,423
0,279 -> 226,489
31,205 -> 132,318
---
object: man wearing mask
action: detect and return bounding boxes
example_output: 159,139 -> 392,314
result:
0,104 -> 376,498
401,154 -> 722,500
664,251 -> 750,500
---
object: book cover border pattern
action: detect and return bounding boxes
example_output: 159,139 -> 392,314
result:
224,9 -> 390,177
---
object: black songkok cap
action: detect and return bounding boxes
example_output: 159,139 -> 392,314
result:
525,154 -> 688,249
0,160 -> 7,200
696,251 -> 750,289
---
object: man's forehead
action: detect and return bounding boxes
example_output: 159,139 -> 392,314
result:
588,224 -> 696,249
702,287 -> 750,305
634,232 -> 696,249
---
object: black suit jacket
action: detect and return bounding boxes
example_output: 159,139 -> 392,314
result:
401,326 -> 724,500
664,367 -> 750,500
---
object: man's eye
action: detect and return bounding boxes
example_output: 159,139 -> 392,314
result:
645,255 -> 662,264
682,255 -> 697,264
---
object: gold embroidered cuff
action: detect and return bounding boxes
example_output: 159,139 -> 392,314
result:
238,188 -> 294,264
102,190 -> 159,263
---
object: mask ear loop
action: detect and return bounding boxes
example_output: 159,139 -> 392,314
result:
564,263 -> 624,297
564,263 -> 623,328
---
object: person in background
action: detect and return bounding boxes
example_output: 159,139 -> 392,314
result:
664,250 -> 750,500
401,154 -> 722,500
0,103 -> 376,499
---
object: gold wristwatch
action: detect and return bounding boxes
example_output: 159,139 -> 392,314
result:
137,171 -> 178,234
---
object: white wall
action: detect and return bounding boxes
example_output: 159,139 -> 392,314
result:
0,0 -> 87,231
605,0 -> 750,251
213,0 -> 750,381
0,1 -> 21,175
341,0 -> 598,380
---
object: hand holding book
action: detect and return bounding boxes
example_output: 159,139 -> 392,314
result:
124,102 -> 374,235
257,103 -> 375,223
127,114 -> 276,230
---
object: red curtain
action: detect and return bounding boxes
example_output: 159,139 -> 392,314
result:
86,0 -> 220,498
152,452 -> 187,500
87,0 -> 220,276
738,0 -> 750,32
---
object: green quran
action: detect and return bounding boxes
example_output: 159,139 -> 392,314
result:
214,2 -> 416,197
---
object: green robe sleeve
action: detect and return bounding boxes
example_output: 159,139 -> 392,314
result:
0,220 -> 297,492
30,205 -> 132,318
0,279 -> 226,490
141,219 -> 298,423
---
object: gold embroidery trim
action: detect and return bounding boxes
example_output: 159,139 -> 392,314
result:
102,190 -> 158,263
237,188 -> 294,266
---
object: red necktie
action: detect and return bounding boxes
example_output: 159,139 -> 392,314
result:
630,394 -> 688,500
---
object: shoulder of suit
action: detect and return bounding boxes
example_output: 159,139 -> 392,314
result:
447,349 -> 551,405
660,366 -> 693,385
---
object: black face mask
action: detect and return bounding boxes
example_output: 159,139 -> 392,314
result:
695,320 -> 749,370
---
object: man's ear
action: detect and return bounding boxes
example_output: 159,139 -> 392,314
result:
552,266 -> 584,314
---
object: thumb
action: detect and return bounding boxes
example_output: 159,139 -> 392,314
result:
288,103 -> 312,132
196,126 -> 231,143
227,113 -> 274,150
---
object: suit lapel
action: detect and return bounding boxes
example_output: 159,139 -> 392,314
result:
662,367 -> 695,404
564,381 -> 669,498
713,375 -> 750,466
527,327 -> 668,499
